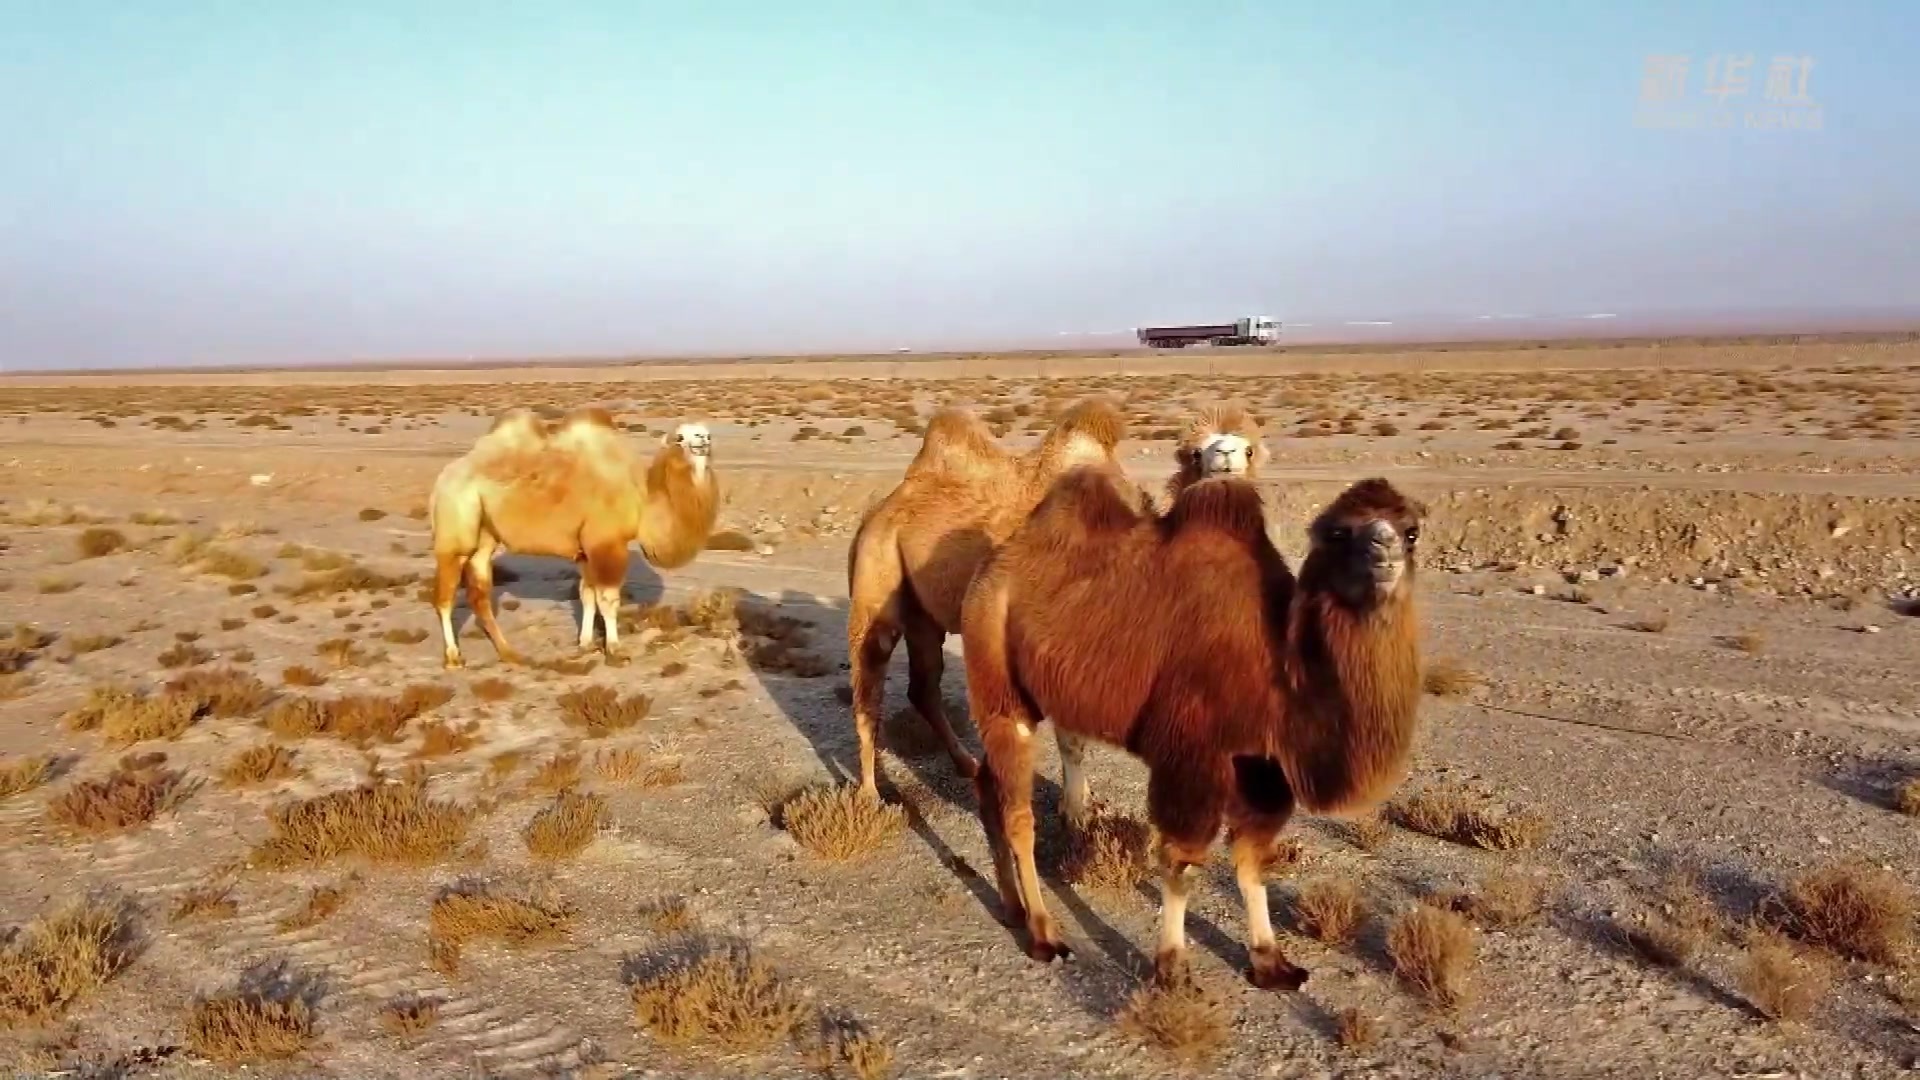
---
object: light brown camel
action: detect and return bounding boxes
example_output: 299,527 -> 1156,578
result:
844,397 -> 1135,797
1165,402 -> 1266,506
960,468 -> 1425,989
428,407 -> 719,669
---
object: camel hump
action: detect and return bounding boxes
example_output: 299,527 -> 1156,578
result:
1045,396 -> 1126,453
561,406 -> 619,431
1163,477 -> 1268,541
1032,464 -> 1143,536
909,407 -> 1007,476
1183,402 -> 1262,447
484,408 -> 550,450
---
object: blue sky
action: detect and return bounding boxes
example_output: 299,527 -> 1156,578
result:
2,1 -> 1916,368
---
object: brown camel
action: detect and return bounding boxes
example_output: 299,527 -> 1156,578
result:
1165,402 -> 1266,506
843,397 -> 1134,797
960,468 -> 1425,989
428,408 -> 719,669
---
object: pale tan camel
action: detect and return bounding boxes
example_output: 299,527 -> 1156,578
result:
844,397 -> 1135,797
1165,402 -> 1267,506
428,407 -> 719,669
961,469 -> 1425,988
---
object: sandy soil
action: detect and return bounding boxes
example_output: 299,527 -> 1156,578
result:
0,340 -> 1916,1079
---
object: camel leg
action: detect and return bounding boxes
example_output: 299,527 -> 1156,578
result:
983,716 -> 1069,963
575,557 -> 598,652
903,605 -> 977,780
1152,839 -> 1210,984
1231,828 -> 1309,991
846,583 -> 904,800
1057,730 -> 1091,828
584,542 -> 628,660
433,550 -> 468,669
463,534 -> 520,665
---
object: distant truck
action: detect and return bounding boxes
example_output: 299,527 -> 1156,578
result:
1136,315 -> 1279,348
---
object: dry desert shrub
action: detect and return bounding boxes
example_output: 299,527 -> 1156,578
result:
1761,861 -> 1913,964
1896,777 -> 1920,816
524,789 -> 607,860
773,784 -> 906,861
282,562 -> 415,600
382,627 -> 429,645
277,880 -> 357,933
1421,659 -> 1482,697
0,754 -> 55,799
248,768 -> 476,869
46,753 -> 194,834
378,993 -> 442,1038
281,665 -> 326,687
1740,932 -> 1831,1023
65,632 -> 121,655
641,896 -> 695,935
556,686 -> 651,736
1625,616 -> 1670,634
1439,867 -> 1546,930
76,526 -> 127,558
157,641 -> 214,668
1334,1006 -> 1379,1049
171,885 -> 239,923
357,508 -> 387,521
0,897 -> 141,1028
315,636 -> 380,668
527,751 -> 584,792
470,676 -> 515,702
1723,632 -> 1766,653
1391,783 -> 1548,851
628,939 -> 807,1053
166,666 -> 276,717
186,987 -> 317,1063
221,744 -> 301,787
1625,871 -> 1723,967
818,1024 -> 896,1080
705,529 -> 756,552
427,885 -> 574,976
1115,967 -> 1231,1066
1343,812 -> 1392,851
1294,878 -> 1367,944
1060,808 -> 1155,894
411,719 -> 480,759
1386,904 -> 1476,1010
262,684 -> 454,746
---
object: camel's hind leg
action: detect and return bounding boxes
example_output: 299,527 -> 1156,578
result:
1145,758 -> 1228,984
1227,755 -> 1308,991
847,529 -> 907,798
462,534 -> 520,665
902,604 -> 978,781
1057,730 -> 1092,827
574,556 -> 598,651
583,542 -> 629,659
433,550 -> 468,669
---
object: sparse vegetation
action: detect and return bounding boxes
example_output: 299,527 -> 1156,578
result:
772,784 -> 906,861
76,526 -> 128,558
1294,877 -> 1367,944
0,897 -> 141,1028
629,938 -> 807,1052
1115,967 -> 1231,1065
221,744 -> 301,787
1422,658 -> 1482,697
378,994 -> 442,1038
187,984 -> 318,1063
0,754 -> 55,799
428,885 -> 574,976
171,885 -> 239,923
470,676 -> 515,701
46,753 -> 194,834
1060,808 -> 1155,893
1391,783 -> 1548,851
262,684 -> 454,746
278,880 -> 356,932
1438,867 -> 1545,930
556,686 -> 651,736
1740,932 -> 1831,1023
524,789 -> 607,860
1762,861 -> 1913,964
1386,904 -> 1475,1010
1334,1007 -> 1379,1049
248,766 -> 476,869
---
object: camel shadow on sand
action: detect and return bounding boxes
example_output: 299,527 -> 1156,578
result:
722,582 -> 1267,1018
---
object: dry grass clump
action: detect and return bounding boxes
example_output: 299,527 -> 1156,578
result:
262,684 -> 454,746
1294,878 -> 1367,944
879,707 -> 945,759
382,627 -> 429,645
315,636 -> 380,668
220,744 -> 301,787
277,880 -> 356,933
523,789 -> 607,860
1334,1006 -> 1379,1049
46,754 -> 195,834
1896,777 -> 1920,817
411,719 -> 480,759
1060,808 -> 1155,893
248,767 -> 476,869
1390,783 -> 1548,851
1343,813 -> 1392,851
1386,904 -> 1476,1010
628,939 -> 807,1052
1723,632 -> 1765,653
641,896 -> 696,935
527,751 -> 584,792
66,632 -> 121,655
281,665 -> 326,687
1761,861 -> 1913,964
171,885 -> 239,923
186,986 -> 317,1063
76,526 -> 128,558
1438,867 -> 1546,930
427,885 -> 575,976
1740,931 -> 1831,1023
556,686 -> 651,737
815,1020 -> 896,1080
470,676 -> 515,702
0,897 -> 141,1028
772,784 -> 906,861
1625,616 -> 1670,634
1421,658 -> 1482,697
377,993 -> 442,1038
1115,967 -> 1232,1066
0,754 -> 56,799
282,562 -> 416,599
1624,871 -> 1723,968
165,666 -> 276,717
157,641 -> 214,668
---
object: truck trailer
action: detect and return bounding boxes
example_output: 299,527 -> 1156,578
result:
1136,315 -> 1279,348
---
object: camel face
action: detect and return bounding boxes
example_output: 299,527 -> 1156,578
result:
1197,433 -> 1255,478
669,423 -> 713,459
1308,479 -> 1425,606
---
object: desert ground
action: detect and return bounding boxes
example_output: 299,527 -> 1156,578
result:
1,338 -> 1916,1079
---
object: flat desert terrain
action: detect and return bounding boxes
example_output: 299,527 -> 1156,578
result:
1,338 -> 1917,1079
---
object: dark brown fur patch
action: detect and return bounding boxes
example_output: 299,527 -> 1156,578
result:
1161,477 -> 1269,542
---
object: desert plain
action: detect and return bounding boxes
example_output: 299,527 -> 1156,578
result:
0,336 -> 1917,1079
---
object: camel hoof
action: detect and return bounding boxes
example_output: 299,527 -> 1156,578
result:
495,650 -> 525,667
1026,937 -> 1072,964
1152,948 -> 1189,987
1247,945 -> 1309,992
442,654 -> 465,670
951,752 -> 980,780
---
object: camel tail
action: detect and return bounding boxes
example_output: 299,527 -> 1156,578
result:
636,444 -> 719,569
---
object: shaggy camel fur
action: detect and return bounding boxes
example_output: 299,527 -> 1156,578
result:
844,397 -> 1135,797
961,469 -> 1425,988
428,408 -> 719,668
1165,403 -> 1266,506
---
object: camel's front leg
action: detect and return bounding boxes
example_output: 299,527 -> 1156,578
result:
434,551 -> 467,669
1232,830 -> 1308,990
575,557 -> 598,652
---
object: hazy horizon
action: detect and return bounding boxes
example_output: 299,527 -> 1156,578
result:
4,3 -> 1918,371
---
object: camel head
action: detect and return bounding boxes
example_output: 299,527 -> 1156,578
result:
1172,404 -> 1265,498
666,423 -> 713,470
1195,432 -> 1256,478
1301,478 -> 1426,608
